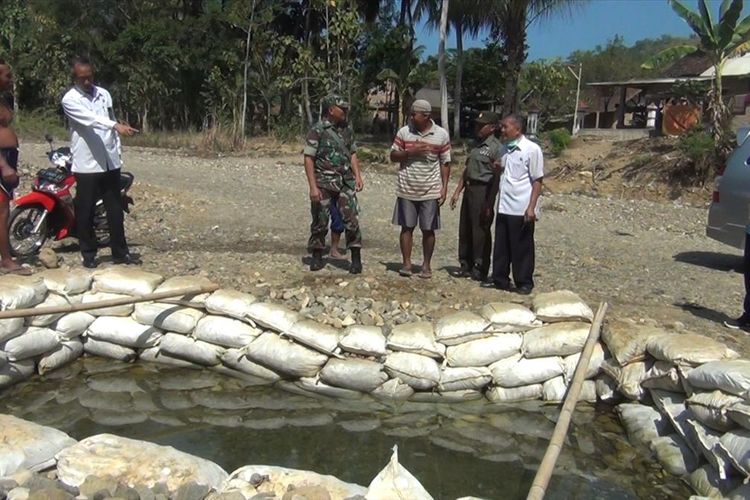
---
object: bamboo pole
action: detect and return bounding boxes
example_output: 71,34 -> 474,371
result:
526,302 -> 609,500
0,284 -> 220,320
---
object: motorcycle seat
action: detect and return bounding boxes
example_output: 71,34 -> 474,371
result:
119,171 -> 134,192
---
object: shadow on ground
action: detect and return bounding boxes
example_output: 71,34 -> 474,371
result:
673,251 -> 742,272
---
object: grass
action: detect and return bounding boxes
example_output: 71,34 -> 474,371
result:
13,109 -> 67,142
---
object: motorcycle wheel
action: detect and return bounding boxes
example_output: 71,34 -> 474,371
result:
8,205 -> 48,257
93,204 -> 110,247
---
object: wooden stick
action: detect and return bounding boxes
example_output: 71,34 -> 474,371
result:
526,302 -> 609,500
0,284 -> 220,320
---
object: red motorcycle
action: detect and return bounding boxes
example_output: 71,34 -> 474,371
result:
8,135 -> 134,257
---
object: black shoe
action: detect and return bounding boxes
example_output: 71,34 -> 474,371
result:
724,315 -> 750,330
515,285 -> 533,295
482,280 -> 510,290
310,250 -> 324,271
349,248 -> 362,274
82,257 -> 98,269
112,254 -> 141,265
458,261 -> 471,277
470,268 -> 486,282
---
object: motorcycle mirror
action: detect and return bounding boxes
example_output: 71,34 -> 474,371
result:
44,134 -> 53,143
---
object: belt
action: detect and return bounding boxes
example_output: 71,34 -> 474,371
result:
465,178 -> 490,186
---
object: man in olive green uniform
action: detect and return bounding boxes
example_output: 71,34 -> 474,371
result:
450,111 -> 502,281
304,95 -> 364,273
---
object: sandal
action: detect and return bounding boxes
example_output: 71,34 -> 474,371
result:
419,270 -> 433,279
398,267 -> 413,277
0,266 -> 32,276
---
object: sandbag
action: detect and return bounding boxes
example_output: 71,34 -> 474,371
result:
595,374 -> 619,402
87,316 -> 162,348
686,391 -> 742,432
410,390 -> 483,403
542,376 -> 596,403
371,378 -> 414,401
284,319 -> 341,355
38,339 -> 83,375
82,337 -> 137,362
294,377 -> 363,400
602,319 -> 663,366
384,351 -> 441,390
245,301 -> 300,332
532,290 -> 593,323
0,275 -> 47,310
133,302 -> 205,334
367,446 -> 433,500
480,302 -> 540,332
686,360 -> 750,398
562,342 -> 605,383
0,359 -> 35,388
339,325 -> 387,357
0,317 -> 24,342
55,433 -> 228,492
220,464 -> 366,499
54,312 -> 95,339
445,334 -> 522,367
0,414 -> 76,475
139,346 -> 200,368
640,360 -> 683,392
220,349 -> 281,381
647,333 -> 739,366
245,332 -> 327,378
28,293 -> 69,326
194,316 -> 261,348
650,433 -> 700,476
490,354 -> 564,387
80,292 -> 134,316
40,268 -> 92,295
320,358 -> 388,393
728,402 -> 750,431
522,322 -> 590,358
1,326 -> 59,361
159,333 -> 223,366
650,389 -> 702,456
205,289 -> 258,320
154,275 -> 216,302
434,311 -> 490,345
92,268 -> 163,296
486,384 -> 543,403
601,358 -> 648,401
687,420 -> 734,479
616,403 -> 670,446
689,464 -> 741,498
718,429 -> 750,477
387,321 -> 445,359
439,366 -> 492,392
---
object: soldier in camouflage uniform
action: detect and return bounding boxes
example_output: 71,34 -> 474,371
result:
303,95 -> 364,273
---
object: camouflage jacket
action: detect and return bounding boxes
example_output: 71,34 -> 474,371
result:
303,119 -> 357,191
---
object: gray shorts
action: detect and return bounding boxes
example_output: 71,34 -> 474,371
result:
392,197 -> 441,231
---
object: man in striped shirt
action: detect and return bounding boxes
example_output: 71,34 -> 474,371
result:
390,100 -> 451,279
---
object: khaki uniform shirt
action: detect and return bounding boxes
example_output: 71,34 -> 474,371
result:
466,135 -> 502,183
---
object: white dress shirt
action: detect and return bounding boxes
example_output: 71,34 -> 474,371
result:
497,135 -> 544,216
61,85 -> 122,174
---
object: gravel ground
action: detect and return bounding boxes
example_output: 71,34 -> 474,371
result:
14,141 -> 749,355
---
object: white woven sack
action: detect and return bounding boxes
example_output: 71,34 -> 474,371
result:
284,319 -> 341,355
367,446 -> 433,500
371,378 -> 414,401
687,420 -> 734,480
486,384 -> 543,403
562,342 -> 605,383
138,347 -> 198,368
602,319 -> 664,366
1,327 -> 60,361
410,390 -> 483,403
295,377 -> 363,400
616,402 -> 670,447
338,325 -> 387,357
686,391 -> 742,432
245,332 -> 327,378
220,349 -> 280,381
28,293 -> 69,327
0,318 -> 24,343
601,358 -> 648,401
595,374 -> 619,402
387,321 -> 445,359
650,434 -> 700,476
0,275 -> 47,310
717,429 -> 750,477
532,290 -> 593,323
92,268 -> 163,296
205,289 -> 258,320
40,269 -> 92,295
133,302 -> 204,334
687,360 -> 750,398
320,358 -> 388,393
159,333 -> 223,366
728,402 -> 750,431
480,302 -> 540,332
650,389 -> 701,456
82,337 -> 137,362
689,464 -> 741,498
87,316 -> 162,348
445,334 -> 522,367
434,311 -> 490,345
0,359 -> 35,389
154,275 -> 216,303
542,376 -> 596,403
522,322 -> 590,358
38,339 -> 84,375
384,351 -> 441,390
194,316 -> 261,348
81,292 -> 134,316
489,354 -> 564,387
439,366 -> 492,392
640,360 -> 683,392
647,333 -> 739,366
54,312 -> 96,339
245,301 -> 299,332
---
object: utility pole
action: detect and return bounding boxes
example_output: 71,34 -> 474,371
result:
568,63 -> 582,135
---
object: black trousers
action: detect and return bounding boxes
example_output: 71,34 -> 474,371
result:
458,184 -> 493,276
744,233 -> 750,317
492,214 -> 535,289
74,170 -> 128,260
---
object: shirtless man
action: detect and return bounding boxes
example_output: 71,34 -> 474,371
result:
0,60 -> 30,275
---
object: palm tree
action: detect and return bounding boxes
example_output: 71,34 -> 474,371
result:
438,0 -> 450,129
488,0 -> 579,115
668,0 -> 750,155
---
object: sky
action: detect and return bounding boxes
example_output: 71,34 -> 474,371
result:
416,0 -> 750,61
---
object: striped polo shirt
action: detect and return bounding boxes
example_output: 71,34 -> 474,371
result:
391,121 -> 451,201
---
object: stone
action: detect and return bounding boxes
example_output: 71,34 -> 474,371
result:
27,488 -> 74,500
174,481 -> 210,500
209,493 -> 245,500
24,475 -> 59,492
113,483 -> 141,500
79,476 -> 116,498
39,248 -> 61,268
10,471 -> 33,487
7,487 -> 30,500
282,485 -> 331,500
133,484 -> 156,500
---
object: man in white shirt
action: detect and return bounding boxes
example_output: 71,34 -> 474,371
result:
489,114 -> 543,294
61,57 -> 138,268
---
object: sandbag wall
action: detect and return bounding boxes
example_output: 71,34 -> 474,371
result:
0,269 -> 607,405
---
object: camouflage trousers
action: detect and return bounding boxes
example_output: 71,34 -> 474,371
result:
308,186 -> 362,251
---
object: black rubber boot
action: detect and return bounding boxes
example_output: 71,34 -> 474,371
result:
310,250 -> 324,271
349,248 -> 362,274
